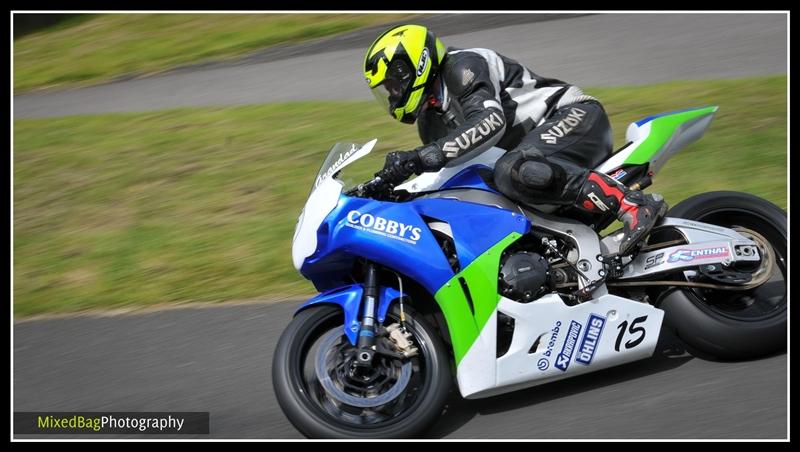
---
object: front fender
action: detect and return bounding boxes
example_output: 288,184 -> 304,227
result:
297,284 -> 402,345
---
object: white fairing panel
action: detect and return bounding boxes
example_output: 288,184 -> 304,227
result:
291,177 -> 342,270
456,293 -> 664,399
454,311 -> 499,397
292,139 -> 377,270
395,146 -> 507,193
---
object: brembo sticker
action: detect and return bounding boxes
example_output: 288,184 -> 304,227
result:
345,210 -> 422,245
537,320 -> 562,371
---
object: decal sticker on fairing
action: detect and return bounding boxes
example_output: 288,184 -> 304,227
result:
537,320 -> 562,371
345,210 -> 423,245
537,358 -> 549,371
614,315 -> 648,352
609,168 -> 627,181
576,314 -> 606,365
555,320 -> 582,371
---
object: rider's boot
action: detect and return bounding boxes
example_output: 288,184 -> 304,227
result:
574,171 -> 668,256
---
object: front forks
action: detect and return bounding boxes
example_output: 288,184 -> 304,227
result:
355,262 -> 379,366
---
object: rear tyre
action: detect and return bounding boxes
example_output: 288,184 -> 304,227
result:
656,191 -> 786,360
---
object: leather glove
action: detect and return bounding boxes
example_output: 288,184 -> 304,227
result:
377,150 -> 421,185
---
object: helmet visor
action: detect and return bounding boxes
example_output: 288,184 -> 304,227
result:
370,82 -> 393,112
371,59 -> 413,114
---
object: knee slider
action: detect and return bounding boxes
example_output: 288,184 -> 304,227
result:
517,161 -> 554,189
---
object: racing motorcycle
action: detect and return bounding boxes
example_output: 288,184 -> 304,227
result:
272,106 -> 787,438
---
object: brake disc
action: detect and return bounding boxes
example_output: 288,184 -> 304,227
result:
314,328 -> 412,408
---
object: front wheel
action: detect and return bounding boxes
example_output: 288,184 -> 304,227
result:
272,303 -> 451,438
656,191 -> 787,360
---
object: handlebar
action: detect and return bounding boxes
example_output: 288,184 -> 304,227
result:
343,174 -> 388,197
361,175 -> 387,192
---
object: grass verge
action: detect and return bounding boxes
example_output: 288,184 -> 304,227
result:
13,76 -> 787,316
14,13 -> 418,93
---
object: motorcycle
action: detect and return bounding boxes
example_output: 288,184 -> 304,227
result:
272,106 -> 787,438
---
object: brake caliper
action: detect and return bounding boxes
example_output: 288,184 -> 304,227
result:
386,323 -> 419,358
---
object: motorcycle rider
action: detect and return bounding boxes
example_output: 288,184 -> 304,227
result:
363,24 -> 667,255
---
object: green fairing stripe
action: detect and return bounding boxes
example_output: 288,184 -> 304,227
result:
624,106 -> 718,165
434,232 -> 522,365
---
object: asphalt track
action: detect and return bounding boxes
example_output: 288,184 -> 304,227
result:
14,13 -> 787,118
14,302 -> 787,439
13,13 -> 788,439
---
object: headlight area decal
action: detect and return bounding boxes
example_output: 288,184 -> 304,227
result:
345,210 -> 422,245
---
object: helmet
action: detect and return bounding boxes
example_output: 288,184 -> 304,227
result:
363,24 -> 446,124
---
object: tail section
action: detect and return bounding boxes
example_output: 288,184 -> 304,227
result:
596,106 -> 718,177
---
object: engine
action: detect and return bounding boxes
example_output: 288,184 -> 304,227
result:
499,251 -> 551,302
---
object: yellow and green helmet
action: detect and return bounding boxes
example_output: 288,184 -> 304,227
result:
363,24 -> 447,124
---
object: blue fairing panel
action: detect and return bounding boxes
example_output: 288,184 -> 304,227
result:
413,198 -> 530,271
297,284 -> 363,345
301,194 -> 530,295
378,286 -> 402,324
302,196 -> 455,293
439,165 -> 500,193
296,284 -> 403,345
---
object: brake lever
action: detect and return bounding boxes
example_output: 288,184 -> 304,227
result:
346,176 -> 386,198
364,177 -> 389,196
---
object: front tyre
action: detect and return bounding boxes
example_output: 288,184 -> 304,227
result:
272,303 -> 451,438
657,191 -> 787,360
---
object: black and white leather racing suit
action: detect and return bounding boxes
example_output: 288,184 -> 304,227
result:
413,47 -> 614,207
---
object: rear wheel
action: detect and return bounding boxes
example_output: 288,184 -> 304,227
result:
272,303 -> 451,438
656,191 -> 786,360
